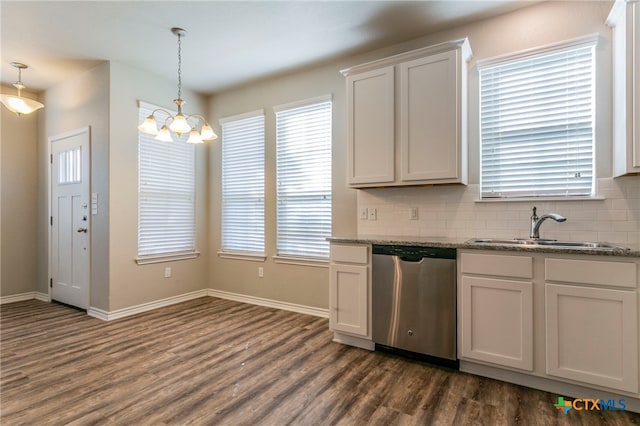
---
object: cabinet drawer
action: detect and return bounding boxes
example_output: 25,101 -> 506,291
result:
461,253 -> 532,278
330,244 -> 369,264
545,258 -> 637,288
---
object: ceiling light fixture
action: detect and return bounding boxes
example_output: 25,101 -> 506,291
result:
138,27 -> 217,144
0,62 -> 44,116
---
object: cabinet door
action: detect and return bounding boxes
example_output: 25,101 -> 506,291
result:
545,284 -> 638,393
346,67 -> 395,185
461,276 -> 533,371
399,50 -> 460,182
329,264 -> 369,337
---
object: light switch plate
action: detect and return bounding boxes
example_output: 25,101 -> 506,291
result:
368,208 -> 377,221
359,207 -> 368,220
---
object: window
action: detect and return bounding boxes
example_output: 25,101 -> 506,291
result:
58,147 -> 81,184
275,96 -> 332,259
479,37 -> 597,199
138,101 -> 195,257
220,111 -> 265,254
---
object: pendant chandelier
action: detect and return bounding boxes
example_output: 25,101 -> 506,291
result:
0,62 -> 45,116
138,27 -> 217,144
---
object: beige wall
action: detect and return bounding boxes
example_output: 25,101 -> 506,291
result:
208,63 -> 356,310
0,85 -> 40,297
4,0 -> 633,312
107,61 -> 209,311
42,62 -> 111,308
207,0 -> 625,310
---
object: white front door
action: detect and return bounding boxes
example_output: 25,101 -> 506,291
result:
50,127 -> 90,309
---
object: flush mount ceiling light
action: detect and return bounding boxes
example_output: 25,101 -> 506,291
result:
138,27 -> 217,144
0,62 -> 45,116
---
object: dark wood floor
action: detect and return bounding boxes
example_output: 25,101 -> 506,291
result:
1,298 -> 638,425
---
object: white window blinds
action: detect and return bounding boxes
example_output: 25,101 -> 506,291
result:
138,101 -> 195,257
275,96 -> 332,259
479,38 -> 596,199
221,111 -> 265,254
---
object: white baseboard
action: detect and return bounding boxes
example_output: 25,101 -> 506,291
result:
87,289 -> 208,321
207,289 -> 329,318
332,332 -> 375,351
1,291 -> 50,305
4,288 -> 328,322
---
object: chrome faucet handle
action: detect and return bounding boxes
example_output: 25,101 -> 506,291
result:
530,207 -> 567,239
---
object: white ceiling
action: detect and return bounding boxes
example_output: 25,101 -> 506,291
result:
1,1 -> 537,94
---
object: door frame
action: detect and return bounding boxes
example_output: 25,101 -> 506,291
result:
48,126 -> 91,308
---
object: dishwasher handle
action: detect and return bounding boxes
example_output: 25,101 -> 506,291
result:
372,244 -> 456,260
399,255 -> 424,262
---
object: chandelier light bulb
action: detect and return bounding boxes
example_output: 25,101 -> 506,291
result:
138,115 -> 159,135
169,112 -> 191,135
155,125 -> 174,142
200,123 -> 218,140
186,128 -> 204,144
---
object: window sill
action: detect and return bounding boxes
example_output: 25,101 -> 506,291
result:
217,251 -> 266,262
476,196 -> 605,203
273,255 -> 329,268
135,251 -> 200,265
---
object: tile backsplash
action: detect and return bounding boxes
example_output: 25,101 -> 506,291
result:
357,177 -> 640,246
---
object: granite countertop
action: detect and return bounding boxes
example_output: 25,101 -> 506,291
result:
328,235 -> 640,258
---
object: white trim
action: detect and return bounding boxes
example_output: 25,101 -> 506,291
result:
217,251 -> 266,262
477,33 -> 600,69
340,38 -> 472,76
135,251 -> 200,265
272,255 -> 329,268
606,0 -> 627,27
207,289 -> 329,318
475,196 -> 605,204
0,292 -> 50,304
219,109 -> 264,124
14,288 -> 329,322
332,332 -> 375,351
87,289 -> 208,321
273,94 -> 332,113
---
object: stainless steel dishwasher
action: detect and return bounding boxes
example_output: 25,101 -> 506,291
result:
372,244 -> 457,367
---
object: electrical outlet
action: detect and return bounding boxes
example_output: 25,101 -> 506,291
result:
368,208 -> 377,221
164,267 -> 172,278
258,267 -> 264,278
359,207 -> 368,220
410,207 -> 419,220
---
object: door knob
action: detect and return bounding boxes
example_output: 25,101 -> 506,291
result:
77,227 -> 88,233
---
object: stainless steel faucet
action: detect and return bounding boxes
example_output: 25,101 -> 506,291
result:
530,206 -> 566,239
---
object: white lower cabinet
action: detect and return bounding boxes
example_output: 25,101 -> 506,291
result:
461,276 -> 533,371
459,250 -> 640,397
329,263 -> 369,337
329,243 -> 373,349
544,256 -> 638,394
459,252 -> 534,371
545,283 -> 638,393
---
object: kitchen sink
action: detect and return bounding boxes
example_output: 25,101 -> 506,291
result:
466,238 -> 630,251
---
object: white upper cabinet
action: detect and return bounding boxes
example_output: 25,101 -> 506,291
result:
342,39 -> 472,188
608,0 -> 640,176
346,67 -> 395,185
400,49 -> 463,182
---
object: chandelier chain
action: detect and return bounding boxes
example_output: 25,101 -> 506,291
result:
177,32 -> 182,100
